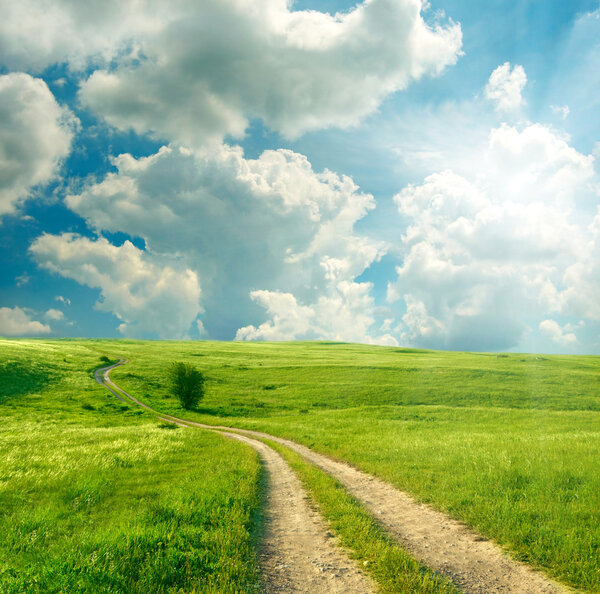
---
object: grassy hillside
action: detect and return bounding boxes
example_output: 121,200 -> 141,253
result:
0,339 -> 263,593
108,340 -> 600,592
2,338 -> 599,591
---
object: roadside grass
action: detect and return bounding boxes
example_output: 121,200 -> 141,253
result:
0,339 -> 263,593
249,406 -> 600,591
105,340 -> 600,592
261,438 -> 459,593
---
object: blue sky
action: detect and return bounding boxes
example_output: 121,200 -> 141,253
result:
1,0 -> 599,353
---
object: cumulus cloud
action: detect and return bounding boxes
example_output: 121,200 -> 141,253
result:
235,290 -> 314,342
236,283 -> 398,345
0,0 -> 168,72
539,319 -> 577,346
44,309 -> 64,321
0,73 -> 76,218
77,0 -> 461,143
2,0 -> 463,344
484,62 -> 527,112
0,0 -> 457,145
388,124 -> 599,351
0,306 -> 51,336
62,143 -> 383,338
30,234 -> 202,339
398,295 -> 447,347
554,211 -> 600,321
486,123 -> 595,206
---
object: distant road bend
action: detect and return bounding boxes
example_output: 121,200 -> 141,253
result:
95,359 -> 568,594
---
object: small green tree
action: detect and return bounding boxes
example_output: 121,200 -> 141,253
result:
168,362 -> 205,409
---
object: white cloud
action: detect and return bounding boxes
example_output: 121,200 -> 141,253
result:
55,295 -> 71,306
399,295 -> 446,347
30,234 -> 202,339
76,0 -> 461,143
555,210 -> 600,321
0,73 -> 76,218
236,282 -> 398,345
486,123 -> 595,207
63,143 -> 383,339
44,308 -> 64,321
539,319 -> 577,346
388,124 -> 599,351
0,306 -> 51,336
1,0 -> 463,344
550,105 -> 570,120
196,319 -> 208,337
0,0 -> 168,72
236,290 -> 314,342
484,62 -> 527,112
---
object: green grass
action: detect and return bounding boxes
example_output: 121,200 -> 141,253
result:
0,339 -> 263,593
262,438 -> 458,593
2,338 -> 600,591
105,340 -> 600,592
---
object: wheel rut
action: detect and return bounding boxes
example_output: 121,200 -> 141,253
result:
95,359 -> 570,594
224,432 -> 373,593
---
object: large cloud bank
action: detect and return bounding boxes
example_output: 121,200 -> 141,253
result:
78,0 -> 462,143
389,123 -> 599,350
3,0 -> 464,341
7,1 -> 599,352
34,144 -> 388,341
0,0 -> 461,145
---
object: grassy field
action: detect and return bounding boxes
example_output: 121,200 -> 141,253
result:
2,338 -> 599,592
0,339 -> 263,593
106,340 -> 600,592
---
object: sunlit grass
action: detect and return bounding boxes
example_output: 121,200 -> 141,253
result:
0,339 -> 263,593
2,338 -> 599,591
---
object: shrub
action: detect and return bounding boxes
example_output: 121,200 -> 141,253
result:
168,362 -> 205,410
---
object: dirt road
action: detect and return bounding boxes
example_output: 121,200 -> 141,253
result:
225,431 -> 374,593
95,359 -> 569,594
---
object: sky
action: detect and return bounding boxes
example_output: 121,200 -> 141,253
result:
1,0 -> 599,354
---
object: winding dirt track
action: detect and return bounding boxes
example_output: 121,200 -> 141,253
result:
97,360 -> 373,593
96,359 -> 569,594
